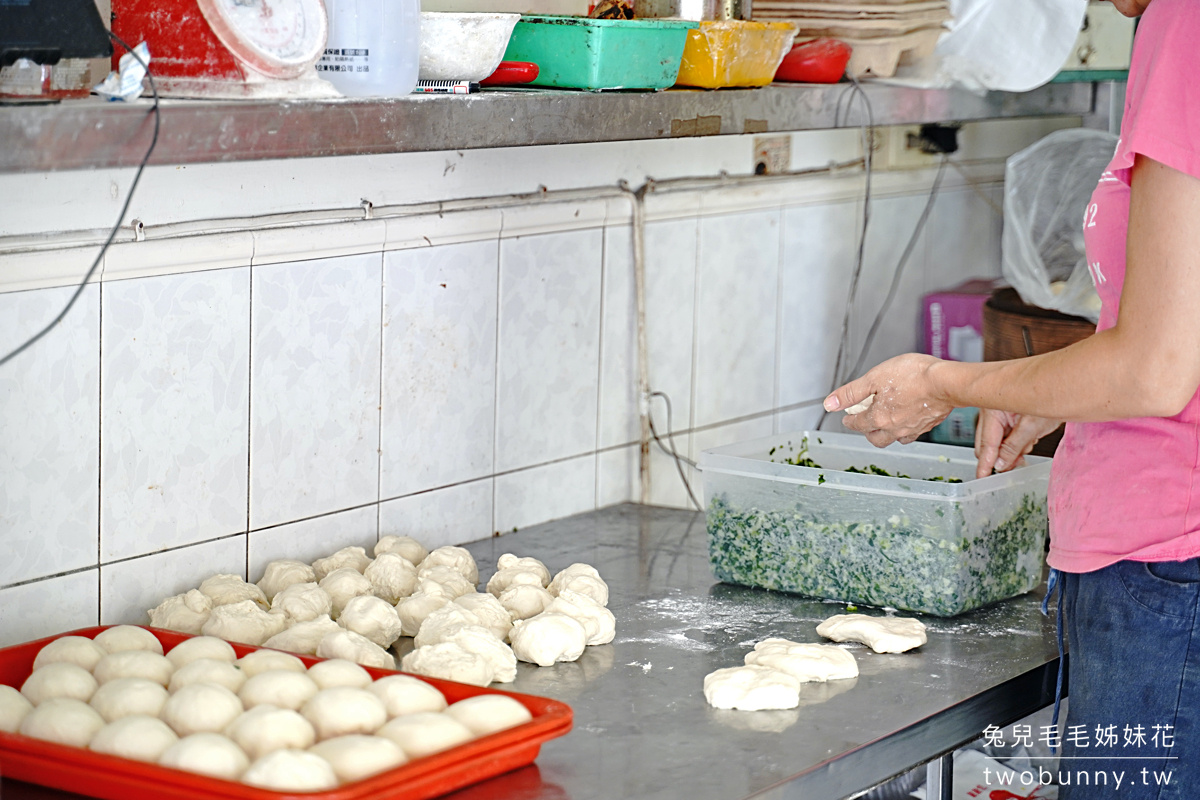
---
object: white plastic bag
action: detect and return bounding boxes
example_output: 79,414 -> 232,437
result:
1001,128 -> 1118,322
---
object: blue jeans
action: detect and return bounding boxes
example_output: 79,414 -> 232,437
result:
1059,559 -> 1200,799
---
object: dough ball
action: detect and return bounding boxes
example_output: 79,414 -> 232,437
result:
312,546 -> 372,582
201,600 -> 287,646
318,568 -> 374,620
703,665 -> 802,711
93,625 -> 164,655
307,658 -> 373,690
444,694 -> 532,737
243,749 -> 338,791
310,734 -> 408,783
414,603 -> 483,649
497,554 -> 551,585
160,683 -> 244,736
365,553 -> 419,605
89,677 -> 168,722
271,582 -> 333,623
497,584 -> 554,622
376,712 -> 474,759
225,705 -> 316,759
263,615 -> 341,656
441,626 -> 518,683
147,590 -> 212,635
94,650 -> 174,687
486,568 -> 546,597
0,684 -> 33,733
32,636 -> 106,672
401,642 -> 494,687
198,574 -> 269,610
239,669 -> 319,711
415,567 -> 475,599
453,593 -> 513,641
419,546 -> 479,584
315,629 -> 395,670
545,589 -> 616,646
168,658 -> 246,694
374,535 -> 427,565
815,613 -> 928,654
89,715 -> 178,761
165,636 -> 237,669
158,732 -> 249,780
256,560 -> 317,602
19,697 -> 106,747
548,564 -> 608,606
509,612 -> 587,667
396,592 -> 453,637
744,638 -> 859,682
236,649 -> 306,678
301,687 -> 387,740
368,675 -> 447,717
21,662 -> 98,705
338,595 -> 404,649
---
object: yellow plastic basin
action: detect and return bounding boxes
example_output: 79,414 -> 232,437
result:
674,20 -> 798,89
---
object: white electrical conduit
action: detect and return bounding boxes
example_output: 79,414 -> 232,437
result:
1,158 -> 866,503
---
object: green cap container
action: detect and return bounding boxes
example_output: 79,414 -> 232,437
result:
502,15 -> 698,91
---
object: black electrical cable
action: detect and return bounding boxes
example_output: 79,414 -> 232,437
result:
647,390 -> 701,510
818,75 -> 874,430
0,32 -> 160,368
849,155 -> 948,381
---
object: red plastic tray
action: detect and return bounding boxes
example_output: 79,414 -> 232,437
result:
0,627 -> 573,800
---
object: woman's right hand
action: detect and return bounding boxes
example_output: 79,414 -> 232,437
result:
974,410 -> 1062,479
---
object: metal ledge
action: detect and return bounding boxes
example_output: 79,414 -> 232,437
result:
0,81 -> 1096,173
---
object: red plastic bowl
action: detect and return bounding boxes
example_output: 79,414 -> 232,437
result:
774,38 -> 852,84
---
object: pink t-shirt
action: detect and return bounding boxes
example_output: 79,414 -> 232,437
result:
1047,0 -> 1200,573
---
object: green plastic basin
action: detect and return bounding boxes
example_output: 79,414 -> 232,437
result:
502,15 -> 699,91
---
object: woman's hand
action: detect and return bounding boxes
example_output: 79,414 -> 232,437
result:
974,410 -> 1062,479
823,353 -> 954,447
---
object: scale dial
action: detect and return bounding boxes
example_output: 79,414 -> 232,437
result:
197,0 -> 328,79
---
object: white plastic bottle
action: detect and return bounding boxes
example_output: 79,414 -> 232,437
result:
318,0 -> 420,97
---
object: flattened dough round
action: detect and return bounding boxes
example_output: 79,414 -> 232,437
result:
160,683 -> 244,736
164,636 -> 237,669
306,658 -> 372,690
93,626 -> 163,655
21,662 -> 98,705
168,658 -> 246,694
33,636 -> 106,672
702,665 -> 801,711
309,734 -> 407,782
744,638 -> 858,682
301,687 -> 387,740
815,613 -> 927,654
93,651 -> 174,687
236,649 -> 306,678
18,698 -> 106,747
367,674 -> 447,717
239,669 -> 320,711
89,677 -> 169,722
0,685 -> 33,733
243,749 -> 338,791
225,705 -> 316,759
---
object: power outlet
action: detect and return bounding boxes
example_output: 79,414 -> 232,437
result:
753,136 -> 791,175
876,125 -> 941,170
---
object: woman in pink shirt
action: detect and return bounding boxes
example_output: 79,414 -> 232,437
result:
827,1 -> 1199,797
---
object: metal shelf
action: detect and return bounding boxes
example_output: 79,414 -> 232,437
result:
0,81 -> 1097,174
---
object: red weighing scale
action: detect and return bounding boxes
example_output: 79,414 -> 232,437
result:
111,0 -> 337,98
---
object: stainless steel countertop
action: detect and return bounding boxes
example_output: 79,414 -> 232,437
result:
0,82 -> 1097,173
444,503 -> 1060,800
2,503 -> 1061,800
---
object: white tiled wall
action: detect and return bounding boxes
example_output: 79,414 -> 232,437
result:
0,137 -> 1021,646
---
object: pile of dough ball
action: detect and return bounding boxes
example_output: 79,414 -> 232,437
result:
400,555 -> 615,685
7,625 -> 534,790
143,534 -> 615,684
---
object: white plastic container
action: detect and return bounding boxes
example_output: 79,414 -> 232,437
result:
319,0 -> 420,96
419,12 -> 520,82
700,431 -> 1051,617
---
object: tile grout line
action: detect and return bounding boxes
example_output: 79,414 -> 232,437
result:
245,240 -> 256,579
773,206 -> 785,437
96,279 -> 104,625
375,249 -> 386,542
491,229 -> 503,536
593,225 -> 608,510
